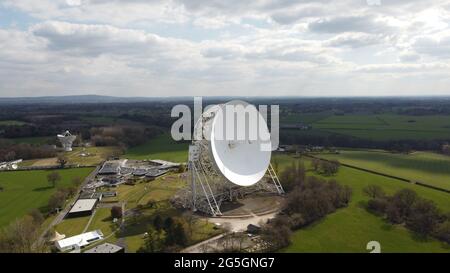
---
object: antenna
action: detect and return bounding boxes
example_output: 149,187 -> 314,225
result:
57,130 -> 77,152
181,100 -> 284,216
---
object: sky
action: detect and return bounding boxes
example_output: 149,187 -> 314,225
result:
0,0 -> 450,97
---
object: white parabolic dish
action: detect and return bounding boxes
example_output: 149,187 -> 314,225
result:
209,100 -> 271,187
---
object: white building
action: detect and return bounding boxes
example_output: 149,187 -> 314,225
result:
55,230 -> 104,252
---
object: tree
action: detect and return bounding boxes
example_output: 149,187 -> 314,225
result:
389,189 -> 418,222
153,215 -> 163,231
47,172 -> 61,188
177,164 -> 186,173
0,215 -> 47,253
171,223 -> 188,246
434,220 -> 450,244
57,154 -> 68,168
137,227 -> 165,253
311,158 -> 321,172
28,209 -> 44,225
111,206 -> 123,219
47,190 -> 67,213
363,185 -> 385,199
406,199 -> 441,236
367,198 -> 388,215
163,217 -> 174,231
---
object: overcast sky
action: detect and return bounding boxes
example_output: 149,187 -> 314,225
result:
1,0 -> 450,97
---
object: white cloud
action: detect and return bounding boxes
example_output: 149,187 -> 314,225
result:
1,0 -> 450,97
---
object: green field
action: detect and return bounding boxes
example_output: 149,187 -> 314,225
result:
124,134 -> 188,163
317,150 -> 450,191
66,146 -> 121,166
0,168 -> 94,227
0,120 -> 28,126
282,112 -> 450,141
274,155 -> 450,253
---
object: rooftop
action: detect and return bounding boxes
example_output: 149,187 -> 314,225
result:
56,230 -> 104,250
84,243 -> 123,253
68,199 -> 97,214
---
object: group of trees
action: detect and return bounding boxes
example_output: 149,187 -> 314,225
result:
281,131 -> 449,154
138,216 -> 189,253
364,185 -> 450,243
260,164 -> 352,251
0,210 -> 47,253
46,175 -> 81,213
311,158 -> 340,176
0,141 -> 56,162
90,126 -> 161,148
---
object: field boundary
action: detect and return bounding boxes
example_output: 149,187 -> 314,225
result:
304,154 -> 450,194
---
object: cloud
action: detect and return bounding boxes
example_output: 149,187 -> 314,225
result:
308,15 -> 394,34
1,0 -> 450,97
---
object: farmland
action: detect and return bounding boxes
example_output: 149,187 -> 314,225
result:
274,155 -> 450,253
317,150 -> 450,191
0,168 -> 94,227
282,112 -> 450,141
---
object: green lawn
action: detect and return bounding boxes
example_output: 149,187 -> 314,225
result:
124,134 -> 188,163
275,155 -> 450,253
54,215 -> 91,237
86,208 -> 114,236
0,168 -> 94,227
317,150 -> 450,191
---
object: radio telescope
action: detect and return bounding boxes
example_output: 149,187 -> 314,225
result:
57,130 -> 76,152
180,100 -> 284,216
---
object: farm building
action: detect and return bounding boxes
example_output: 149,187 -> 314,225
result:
55,230 -> 104,252
84,243 -> 124,253
66,199 -> 98,218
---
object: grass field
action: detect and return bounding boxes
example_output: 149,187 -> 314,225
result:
317,150 -> 450,191
0,168 -> 94,228
273,155 -> 450,253
0,120 -> 28,126
66,146 -> 121,166
282,112 -> 450,141
124,134 -> 188,163
55,215 -> 91,237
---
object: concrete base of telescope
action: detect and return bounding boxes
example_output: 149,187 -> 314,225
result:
215,194 -> 284,218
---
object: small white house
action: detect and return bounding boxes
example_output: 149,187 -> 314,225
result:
55,230 -> 104,252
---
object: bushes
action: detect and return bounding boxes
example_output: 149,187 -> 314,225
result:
364,185 -> 449,241
311,158 -> 340,176
283,176 -> 351,226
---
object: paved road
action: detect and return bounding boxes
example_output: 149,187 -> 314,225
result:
35,165 -> 101,246
181,233 -> 229,253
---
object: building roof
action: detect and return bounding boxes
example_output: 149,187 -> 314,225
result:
68,199 -> 97,214
84,243 -> 123,253
98,161 -> 121,175
145,169 -> 168,178
56,230 -> 104,250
